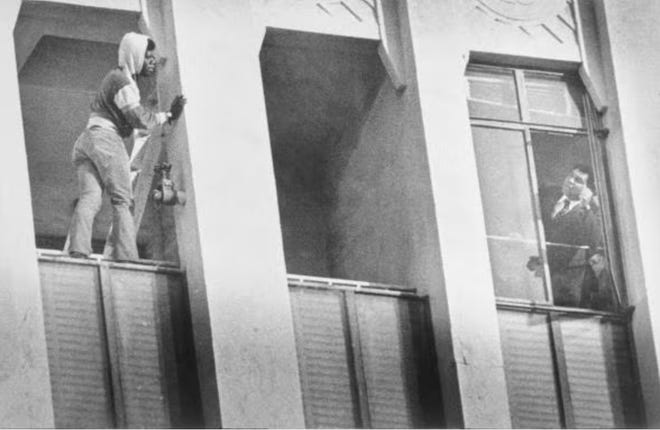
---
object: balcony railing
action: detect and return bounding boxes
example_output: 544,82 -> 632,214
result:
495,299 -> 642,428
287,274 -> 443,428
37,250 -> 201,428
37,250 -> 641,429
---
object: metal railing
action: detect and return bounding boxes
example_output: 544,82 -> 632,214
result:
287,273 -> 421,298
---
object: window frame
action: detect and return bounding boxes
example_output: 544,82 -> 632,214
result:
467,64 -> 626,315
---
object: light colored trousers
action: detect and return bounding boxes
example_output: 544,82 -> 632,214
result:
68,126 -> 139,260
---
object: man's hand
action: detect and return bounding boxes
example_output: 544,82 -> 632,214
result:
588,252 -> 606,276
579,186 -> 594,208
526,256 -> 544,278
169,95 -> 187,123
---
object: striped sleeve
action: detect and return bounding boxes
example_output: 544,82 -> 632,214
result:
115,82 -> 168,130
114,83 -> 141,111
123,106 -> 168,130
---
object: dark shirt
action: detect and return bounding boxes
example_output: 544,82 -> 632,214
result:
90,68 -> 166,138
539,185 -> 605,308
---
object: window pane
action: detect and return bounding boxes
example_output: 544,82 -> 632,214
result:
531,131 -> 615,311
467,68 -> 520,121
524,73 -> 585,128
472,126 -> 546,301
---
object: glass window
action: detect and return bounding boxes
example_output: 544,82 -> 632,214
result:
472,126 -> 545,301
467,68 -> 520,121
524,72 -> 585,128
467,66 -> 620,312
531,132 -> 614,311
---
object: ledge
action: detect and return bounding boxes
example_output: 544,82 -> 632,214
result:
37,249 -> 183,275
496,296 -> 632,321
287,273 -> 421,298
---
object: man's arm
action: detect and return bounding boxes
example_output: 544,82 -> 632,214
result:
115,82 -> 168,130
583,197 -> 604,250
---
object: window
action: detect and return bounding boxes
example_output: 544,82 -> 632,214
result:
467,65 -> 622,312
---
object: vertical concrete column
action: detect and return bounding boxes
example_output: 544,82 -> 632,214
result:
594,1 -> 660,425
168,1 -> 305,427
0,1 -> 55,427
401,0 -> 511,427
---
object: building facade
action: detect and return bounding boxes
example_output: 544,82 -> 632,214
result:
1,0 -> 660,428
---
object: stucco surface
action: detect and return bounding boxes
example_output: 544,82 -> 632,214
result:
167,1 -> 305,427
403,0 -> 512,427
0,1 -> 55,426
595,0 -> 660,425
19,38 -> 116,245
250,0 -> 380,41
329,80 -> 438,288
37,0 -> 140,12
463,0 -> 581,63
261,31 -> 384,277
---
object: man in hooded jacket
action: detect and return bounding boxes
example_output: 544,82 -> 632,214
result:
67,32 -> 186,260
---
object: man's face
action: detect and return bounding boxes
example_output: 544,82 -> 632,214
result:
562,168 -> 589,200
588,252 -> 606,277
141,49 -> 157,76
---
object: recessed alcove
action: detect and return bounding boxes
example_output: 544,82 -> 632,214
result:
260,29 -> 387,279
16,3 -> 177,261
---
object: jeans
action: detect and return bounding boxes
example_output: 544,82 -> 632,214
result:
68,126 -> 138,260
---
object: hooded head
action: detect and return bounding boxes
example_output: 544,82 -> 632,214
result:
118,32 -> 151,77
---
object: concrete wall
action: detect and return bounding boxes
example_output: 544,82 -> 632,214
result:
250,0 -> 379,41
140,0 -> 220,424
593,0 -> 660,425
19,37 -> 116,244
462,0 -> 581,63
324,0 -> 513,426
402,0 -> 512,427
14,2 -> 139,77
261,32 -> 384,279
329,80 -> 439,288
160,0 -> 305,427
274,162 -> 333,277
36,0 -> 140,12
0,0 -> 55,426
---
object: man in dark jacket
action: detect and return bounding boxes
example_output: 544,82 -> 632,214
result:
536,164 -> 606,308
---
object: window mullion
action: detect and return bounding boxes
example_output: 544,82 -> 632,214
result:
548,314 -> 576,429
584,95 -> 626,309
523,128 -> 554,304
527,124 -> 587,135
469,119 -> 525,131
514,69 -> 530,122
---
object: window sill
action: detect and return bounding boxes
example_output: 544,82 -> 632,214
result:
37,248 -> 183,274
496,296 -> 633,321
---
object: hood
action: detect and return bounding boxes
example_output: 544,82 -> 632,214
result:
118,32 -> 149,77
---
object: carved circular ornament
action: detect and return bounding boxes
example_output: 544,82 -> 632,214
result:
475,0 -> 568,25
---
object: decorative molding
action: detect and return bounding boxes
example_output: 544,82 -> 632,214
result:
253,0 -> 380,41
315,0 -> 377,23
474,0 -> 568,25
375,0 -> 406,91
470,0 -> 578,47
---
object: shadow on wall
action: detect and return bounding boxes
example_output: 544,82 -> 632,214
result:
260,29 -> 386,279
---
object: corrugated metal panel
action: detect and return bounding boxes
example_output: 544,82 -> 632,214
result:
290,288 -> 359,428
559,318 -> 641,428
39,261 -> 114,428
110,268 -> 170,428
356,295 -> 422,428
498,310 -> 562,428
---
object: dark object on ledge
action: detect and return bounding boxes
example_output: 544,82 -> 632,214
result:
152,162 -> 186,206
